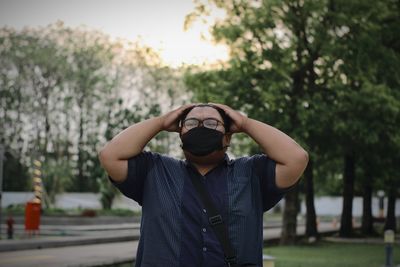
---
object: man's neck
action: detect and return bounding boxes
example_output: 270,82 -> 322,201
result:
184,151 -> 227,175
192,162 -> 218,176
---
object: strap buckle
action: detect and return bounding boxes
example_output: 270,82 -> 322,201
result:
225,256 -> 237,266
209,215 -> 223,225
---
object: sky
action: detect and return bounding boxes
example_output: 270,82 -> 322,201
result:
0,0 -> 229,66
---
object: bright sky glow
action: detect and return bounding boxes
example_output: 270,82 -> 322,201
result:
0,0 -> 229,67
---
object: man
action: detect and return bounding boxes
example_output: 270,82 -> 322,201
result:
99,103 -> 308,267
6,211 -> 15,239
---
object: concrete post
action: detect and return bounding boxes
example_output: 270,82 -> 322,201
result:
384,229 -> 395,267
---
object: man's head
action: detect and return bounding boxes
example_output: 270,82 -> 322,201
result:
179,104 -> 232,134
179,104 -> 232,164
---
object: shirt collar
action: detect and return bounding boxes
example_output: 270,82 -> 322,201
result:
184,153 -> 231,169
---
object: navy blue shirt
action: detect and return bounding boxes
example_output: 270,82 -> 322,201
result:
110,152 -> 290,267
180,160 -> 228,267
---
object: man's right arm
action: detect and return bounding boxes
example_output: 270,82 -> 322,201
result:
98,116 -> 164,183
98,104 -> 195,183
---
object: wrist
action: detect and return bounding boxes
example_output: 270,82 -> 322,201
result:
154,115 -> 166,132
241,117 -> 251,133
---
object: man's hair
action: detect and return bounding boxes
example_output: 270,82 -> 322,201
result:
179,104 -> 232,132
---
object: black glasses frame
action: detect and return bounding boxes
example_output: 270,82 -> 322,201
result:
182,118 -> 225,130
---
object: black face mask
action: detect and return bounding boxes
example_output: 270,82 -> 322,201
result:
181,127 -> 224,156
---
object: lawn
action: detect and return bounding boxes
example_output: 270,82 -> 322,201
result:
263,242 -> 400,267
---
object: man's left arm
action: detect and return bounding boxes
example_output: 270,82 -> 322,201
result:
210,103 -> 309,189
243,118 -> 309,188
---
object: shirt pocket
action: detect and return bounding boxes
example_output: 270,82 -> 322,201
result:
141,172 -> 181,219
230,176 -> 252,216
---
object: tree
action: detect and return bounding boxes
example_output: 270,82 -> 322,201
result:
2,150 -> 30,191
326,0 -> 400,237
0,23 -> 189,200
185,0 -> 339,244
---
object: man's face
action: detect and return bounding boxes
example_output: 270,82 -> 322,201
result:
181,106 -> 231,150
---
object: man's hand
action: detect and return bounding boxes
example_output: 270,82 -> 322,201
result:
99,103 -> 195,183
161,104 -> 196,132
209,103 -> 248,133
211,102 -> 308,189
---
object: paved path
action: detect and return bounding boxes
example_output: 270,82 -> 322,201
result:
0,221 -> 287,252
0,222 -> 340,267
0,229 -> 140,252
0,241 -> 138,267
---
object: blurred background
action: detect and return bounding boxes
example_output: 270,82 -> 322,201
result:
0,0 -> 399,267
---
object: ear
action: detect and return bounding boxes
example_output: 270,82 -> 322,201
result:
224,133 -> 232,145
179,126 -> 186,137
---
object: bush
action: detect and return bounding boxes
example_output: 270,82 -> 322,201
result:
97,208 -> 137,217
42,208 -> 67,216
5,206 -> 140,217
80,209 -> 97,217
6,204 -> 25,215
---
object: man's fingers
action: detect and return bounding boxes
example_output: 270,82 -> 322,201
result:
208,102 -> 232,114
208,102 -> 226,109
170,104 -> 194,119
209,102 -> 237,118
180,103 -> 196,112
176,104 -> 191,112
172,103 -> 196,124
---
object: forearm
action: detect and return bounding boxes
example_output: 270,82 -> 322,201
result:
243,118 -> 308,166
99,116 -> 163,160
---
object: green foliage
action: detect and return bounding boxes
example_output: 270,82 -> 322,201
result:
5,204 -> 26,215
185,0 -> 400,197
97,173 -> 118,210
3,151 -> 30,191
5,205 -> 138,217
41,157 -> 74,204
185,0 -> 399,240
0,22 -> 188,198
42,207 -> 68,216
97,208 -> 138,217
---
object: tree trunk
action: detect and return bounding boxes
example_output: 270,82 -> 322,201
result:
361,181 -> 374,235
77,101 -> 85,192
339,152 -> 355,237
43,87 -> 50,158
384,190 -> 397,232
64,108 -> 71,162
305,158 -> 318,238
280,186 -> 299,245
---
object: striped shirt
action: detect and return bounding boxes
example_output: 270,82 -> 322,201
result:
110,152 -> 289,267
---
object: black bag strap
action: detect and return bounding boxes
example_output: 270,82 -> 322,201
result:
188,173 -> 238,267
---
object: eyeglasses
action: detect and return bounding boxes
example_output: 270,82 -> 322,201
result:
182,118 -> 224,130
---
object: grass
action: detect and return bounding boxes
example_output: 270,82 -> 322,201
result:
263,241 -> 399,267
94,241 -> 399,267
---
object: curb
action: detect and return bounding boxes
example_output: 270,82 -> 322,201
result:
0,223 -> 332,253
0,234 -> 140,252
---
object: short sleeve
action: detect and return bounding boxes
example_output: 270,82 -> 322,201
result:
251,154 -> 295,212
108,151 -> 156,206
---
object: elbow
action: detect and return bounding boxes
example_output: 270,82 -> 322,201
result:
300,149 -> 309,168
297,148 -> 309,174
98,149 -> 106,166
98,146 -> 112,164
276,149 -> 309,189
292,149 -> 309,181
